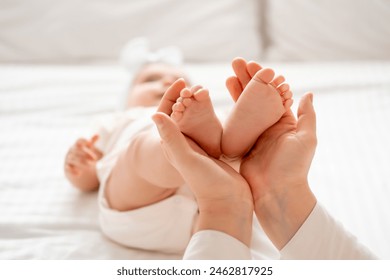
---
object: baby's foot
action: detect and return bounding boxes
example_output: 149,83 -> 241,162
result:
222,67 -> 293,158
171,86 -> 222,158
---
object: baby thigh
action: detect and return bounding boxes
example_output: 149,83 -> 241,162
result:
104,130 -> 184,211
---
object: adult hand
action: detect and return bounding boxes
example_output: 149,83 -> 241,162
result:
240,93 -> 317,250
152,112 -> 254,246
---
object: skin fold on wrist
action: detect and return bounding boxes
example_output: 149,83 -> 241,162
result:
254,181 -> 317,250
195,200 -> 253,247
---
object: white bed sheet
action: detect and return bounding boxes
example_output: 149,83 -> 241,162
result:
0,61 -> 389,259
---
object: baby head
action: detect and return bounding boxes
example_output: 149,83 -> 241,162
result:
125,62 -> 188,108
120,37 -> 187,108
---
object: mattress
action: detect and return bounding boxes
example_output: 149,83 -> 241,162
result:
0,61 -> 389,259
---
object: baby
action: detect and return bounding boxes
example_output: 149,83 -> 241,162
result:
64,57 -> 292,254
65,62 -> 198,252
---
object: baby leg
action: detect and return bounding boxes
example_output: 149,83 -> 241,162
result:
171,86 -> 223,158
105,79 -> 190,211
222,59 -> 293,158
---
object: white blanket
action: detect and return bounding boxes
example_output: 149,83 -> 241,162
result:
0,62 -> 389,259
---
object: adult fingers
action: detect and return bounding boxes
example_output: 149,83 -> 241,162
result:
232,57 -> 251,89
297,93 -> 317,146
226,76 -> 242,102
152,112 -> 195,168
156,78 -> 186,115
246,61 -> 262,77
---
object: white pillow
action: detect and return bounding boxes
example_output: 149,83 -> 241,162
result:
265,0 -> 390,61
0,0 -> 262,63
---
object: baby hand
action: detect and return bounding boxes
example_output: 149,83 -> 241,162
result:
65,135 -> 103,177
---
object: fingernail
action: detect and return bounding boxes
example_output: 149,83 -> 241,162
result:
306,93 -> 313,104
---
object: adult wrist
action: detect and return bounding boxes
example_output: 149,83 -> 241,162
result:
195,200 -> 253,247
254,181 -> 316,250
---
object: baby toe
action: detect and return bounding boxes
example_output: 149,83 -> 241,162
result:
182,97 -> 192,107
282,90 -> 293,100
277,83 -> 290,94
283,98 -> 293,110
193,88 -> 210,102
173,102 -> 185,112
180,88 -> 192,98
271,75 -> 285,88
171,111 -> 184,122
190,85 -> 203,94
254,68 -> 275,84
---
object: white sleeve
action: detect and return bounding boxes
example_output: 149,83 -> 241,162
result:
280,203 -> 377,259
183,230 -> 251,260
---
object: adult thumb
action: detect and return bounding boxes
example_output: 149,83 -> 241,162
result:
152,112 -> 194,166
297,93 -> 317,143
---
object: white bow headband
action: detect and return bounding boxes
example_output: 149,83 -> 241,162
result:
118,37 -> 183,110
120,37 -> 183,74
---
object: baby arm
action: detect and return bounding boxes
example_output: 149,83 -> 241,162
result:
64,135 -> 103,192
